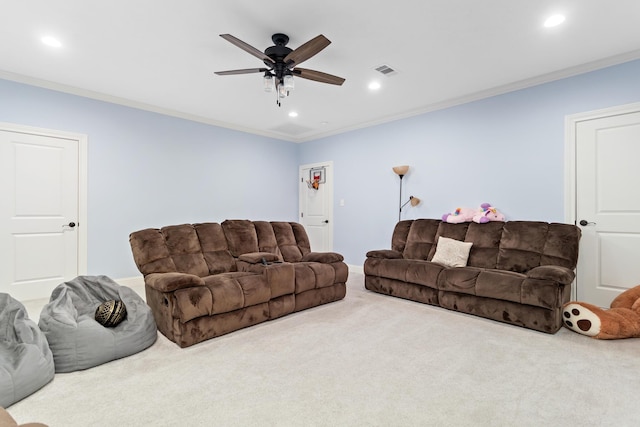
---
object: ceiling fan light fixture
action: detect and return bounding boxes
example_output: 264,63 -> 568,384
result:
283,74 -> 294,91
263,74 -> 274,92
278,83 -> 287,99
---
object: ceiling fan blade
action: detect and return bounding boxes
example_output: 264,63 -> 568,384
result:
214,68 -> 269,76
284,35 -> 331,67
293,68 -> 345,86
219,34 -> 275,65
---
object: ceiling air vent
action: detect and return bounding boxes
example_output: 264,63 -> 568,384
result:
374,64 -> 398,76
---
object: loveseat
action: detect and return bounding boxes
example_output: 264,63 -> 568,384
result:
129,220 -> 347,347
364,219 -> 581,333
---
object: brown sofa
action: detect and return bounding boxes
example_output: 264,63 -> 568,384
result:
364,220 -> 581,333
129,220 -> 348,347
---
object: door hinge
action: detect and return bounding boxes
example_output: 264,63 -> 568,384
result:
301,212 -> 304,218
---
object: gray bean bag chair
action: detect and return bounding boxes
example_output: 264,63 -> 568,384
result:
0,293 -> 54,408
38,275 -> 157,373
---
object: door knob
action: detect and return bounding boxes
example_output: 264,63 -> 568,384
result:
579,220 -> 595,226
323,220 -> 329,224
68,222 -> 76,228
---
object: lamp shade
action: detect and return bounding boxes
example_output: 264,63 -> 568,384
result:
410,196 -> 421,207
393,165 -> 409,176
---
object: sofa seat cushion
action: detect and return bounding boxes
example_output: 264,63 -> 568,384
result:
364,258 -> 411,281
301,252 -> 344,263
406,261 -> 444,289
439,267 -> 526,302
172,272 -> 270,323
364,258 -> 443,289
438,267 -> 561,309
475,269 -> 527,304
439,268 -> 526,302
293,262 -> 340,293
437,267 -> 483,296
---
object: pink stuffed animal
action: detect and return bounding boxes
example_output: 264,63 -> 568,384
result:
472,203 -> 505,223
442,203 -> 505,224
441,207 -> 476,223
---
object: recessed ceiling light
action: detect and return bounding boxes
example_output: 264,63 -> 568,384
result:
368,81 -> 381,90
544,14 -> 566,28
41,36 -> 62,48
288,111 -> 298,118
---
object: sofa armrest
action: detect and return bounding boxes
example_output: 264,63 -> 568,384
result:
145,272 -> 205,292
301,252 -> 344,263
365,249 -> 403,260
527,265 -> 575,285
238,252 -> 281,264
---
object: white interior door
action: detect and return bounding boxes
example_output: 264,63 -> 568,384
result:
299,161 -> 333,252
0,125 -> 86,301
572,106 -> 640,307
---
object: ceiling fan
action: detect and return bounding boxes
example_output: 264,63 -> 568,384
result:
215,33 -> 345,106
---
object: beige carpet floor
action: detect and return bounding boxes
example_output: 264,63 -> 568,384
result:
7,272 -> 640,427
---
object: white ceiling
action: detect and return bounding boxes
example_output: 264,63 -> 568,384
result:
2,1 -> 640,143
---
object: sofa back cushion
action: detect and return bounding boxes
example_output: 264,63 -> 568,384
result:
427,222 -> 470,260
160,225 -> 210,277
271,222 -> 311,262
221,220 -> 259,256
130,224 -> 236,277
253,221 -> 283,258
496,221 -> 581,272
540,223 -> 582,268
392,219 -> 581,273
129,228 -> 178,275
390,220 -> 413,253
194,223 -> 237,273
131,220 -> 318,278
400,219 -> 440,260
465,222 -> 505,268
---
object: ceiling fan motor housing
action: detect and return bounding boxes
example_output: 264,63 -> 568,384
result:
271,33 -> 289,46
264,34 -> 293,78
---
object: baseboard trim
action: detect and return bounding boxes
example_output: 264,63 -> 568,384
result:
348,265 -> 364,275
116,276 -> 145,288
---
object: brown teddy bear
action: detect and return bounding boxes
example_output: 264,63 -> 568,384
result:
562,285 -> 640,339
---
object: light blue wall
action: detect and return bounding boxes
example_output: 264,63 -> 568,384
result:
300,59 -> 640,266
2,58 -> 640,275
0,79 -> 299,278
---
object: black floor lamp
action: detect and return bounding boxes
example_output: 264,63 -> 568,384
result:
393,165 -> 421,221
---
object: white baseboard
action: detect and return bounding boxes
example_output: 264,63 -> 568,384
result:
116,276 -> 145,288
348,264 -> 364,275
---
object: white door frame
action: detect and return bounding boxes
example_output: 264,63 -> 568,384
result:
563,101 -> 640,299
0,122 -> 88,277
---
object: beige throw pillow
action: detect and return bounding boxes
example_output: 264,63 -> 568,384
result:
431,237 -> 473,268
